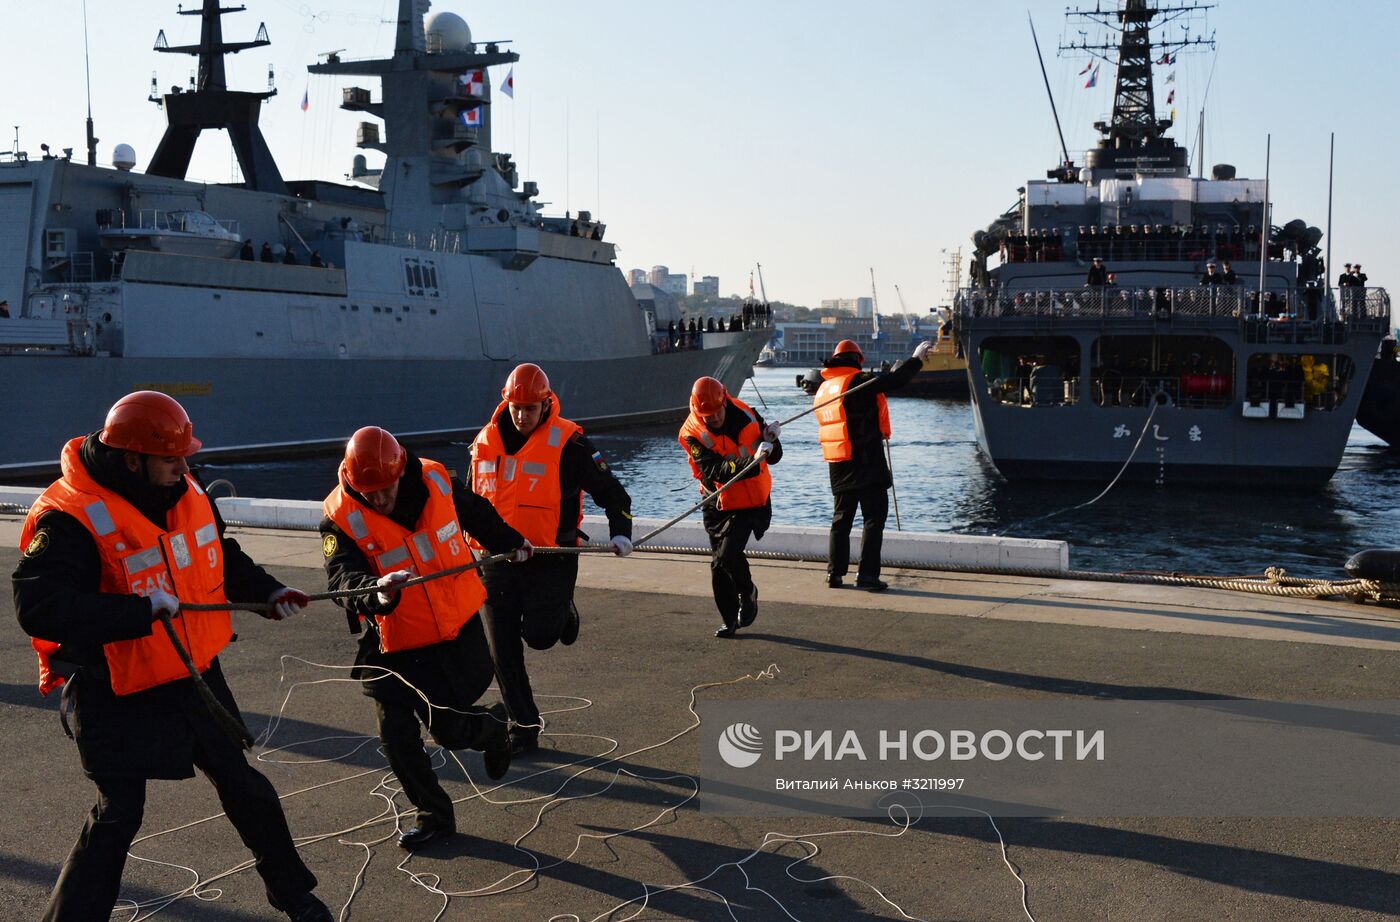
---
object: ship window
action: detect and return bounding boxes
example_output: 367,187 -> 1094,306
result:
404,264 -> 415,287
1092,335 -> 1235,409
430,308 -> 438,315
351,304 -> 359,311
411,264 -> 425,289
978,336 -> 1080,407
426,265 -> 438,289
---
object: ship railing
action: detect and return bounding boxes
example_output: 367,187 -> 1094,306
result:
989,373 -> 1081,407
1091,374 -> 1233,410
956,286 -> 1389,328
366,225 -> 467,255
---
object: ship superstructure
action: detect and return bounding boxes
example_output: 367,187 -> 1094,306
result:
0,1 -> 766,477
953,0 -> 1389,484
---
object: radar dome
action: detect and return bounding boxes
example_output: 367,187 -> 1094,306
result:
425,11 -> 472,53
112,144 -> 136,171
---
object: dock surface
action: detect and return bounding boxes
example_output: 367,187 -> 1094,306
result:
2,519 -> 1398,921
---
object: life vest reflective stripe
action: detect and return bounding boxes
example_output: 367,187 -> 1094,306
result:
322,458 -> 485,653
20,437 -> 231,697
470,399 -> 582,548
814,367 -> 890,463
677,396 -> 772,511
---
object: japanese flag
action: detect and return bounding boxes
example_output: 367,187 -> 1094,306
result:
502,67 -> 515,98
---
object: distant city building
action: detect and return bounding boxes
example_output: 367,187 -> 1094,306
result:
648,264 -> 670,287
662,273 -> 689,297
819,297 -> 874,317
769,316 -> 934,365
693,275 -> 720,297
627,268 -> 647,287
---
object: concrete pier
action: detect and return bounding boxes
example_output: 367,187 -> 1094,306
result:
2,515 -> 1398,920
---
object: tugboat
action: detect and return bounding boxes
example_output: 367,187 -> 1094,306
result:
953,0 -> 1389,484
0,0 -> 767,477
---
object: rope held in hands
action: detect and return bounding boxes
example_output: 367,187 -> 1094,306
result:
167,368 -> 900,746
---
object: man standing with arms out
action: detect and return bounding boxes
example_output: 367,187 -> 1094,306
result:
815,339 -> 932,592
472,363 -> 634,757
679,376 -> 782,638
320,427 -> 524,850
13,391 -> 332,922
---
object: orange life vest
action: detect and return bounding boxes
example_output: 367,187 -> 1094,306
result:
814,367 -> 890,462
323,458 -> 486,653
677,396 -> 772,511
470,399 -> 582,549
20,437 -> 231,697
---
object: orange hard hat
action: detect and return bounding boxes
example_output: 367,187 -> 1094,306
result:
833,339 -> 863,360
343,426 -> 406,493
690,376 -> 727,415
502,363 -> 551,404
99,391 -> 202,457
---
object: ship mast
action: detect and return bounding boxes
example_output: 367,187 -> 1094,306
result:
146,1 -> 283,192
1060,0 -> 1214,179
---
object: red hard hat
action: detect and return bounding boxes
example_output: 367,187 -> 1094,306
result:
833,339 -> 864,360
690,376 -> 727,415
99,391 -> 202,457
502,363 -> 551,404
343,426 -> 406,493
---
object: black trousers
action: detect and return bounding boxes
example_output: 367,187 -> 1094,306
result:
828,486 -> 890,581
44,734 -> 316,921
707,514 -> 758,628
370,620 -> 498,830
480,555 -> 578,734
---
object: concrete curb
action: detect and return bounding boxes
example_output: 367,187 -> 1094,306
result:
0,487 -> 1070,573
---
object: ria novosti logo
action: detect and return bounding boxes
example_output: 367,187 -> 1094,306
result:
718,722 -> 764,768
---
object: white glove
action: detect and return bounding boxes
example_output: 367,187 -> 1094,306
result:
913,340 -> 933,362
756,441 -> 773,458
509,540 -> 534,563
147,588 -> 180,620
763,420 -> 782,441
610,535 -> 633,557
375,569 -> 412,606
267,586 -> 309,621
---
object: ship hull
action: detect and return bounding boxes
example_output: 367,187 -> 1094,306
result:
0,333 -> 765,478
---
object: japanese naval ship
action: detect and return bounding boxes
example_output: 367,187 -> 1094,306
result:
953,0 -> 1389,485
0,1 -> 766,477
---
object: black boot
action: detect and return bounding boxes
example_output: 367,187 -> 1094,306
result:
738,587 -> 758,627
560,600 -> 580,646
483,704 -> 512,780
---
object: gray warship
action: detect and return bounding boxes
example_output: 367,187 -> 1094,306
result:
953,0 -> 1390,485
0,0 -> 766,477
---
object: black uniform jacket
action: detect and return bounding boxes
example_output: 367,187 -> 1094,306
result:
680,397 -> 783,538
822,354 -> 923,495
319,452 -> 523,708
12,434 -> 285,779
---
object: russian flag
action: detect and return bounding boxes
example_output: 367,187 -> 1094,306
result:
300,88 -> 309,112
1084,64 -> 1098,89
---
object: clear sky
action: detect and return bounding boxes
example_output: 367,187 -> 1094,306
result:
4,1 -> 1396,312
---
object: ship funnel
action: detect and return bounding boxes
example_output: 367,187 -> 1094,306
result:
1211,163 -> 1236,180
112,144 -> 137,171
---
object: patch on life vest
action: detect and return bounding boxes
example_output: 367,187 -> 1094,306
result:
24,530 -> 50,557
322,533 -> 338,558
591,449 -> 609,472
688,442 -> 703,459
